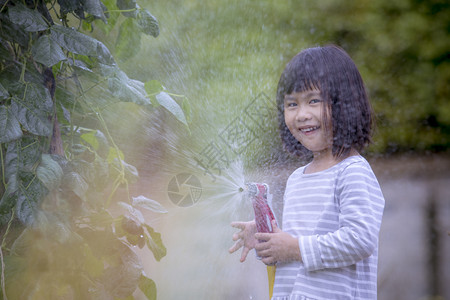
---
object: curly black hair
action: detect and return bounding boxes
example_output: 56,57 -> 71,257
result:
276,45 -> 373,159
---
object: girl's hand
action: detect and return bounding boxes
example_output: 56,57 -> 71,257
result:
254,220 -> 302,265
229,220 -> 257,262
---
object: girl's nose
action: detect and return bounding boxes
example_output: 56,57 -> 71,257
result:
295,107 -> 312,122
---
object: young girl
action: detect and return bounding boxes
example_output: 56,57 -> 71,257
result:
229,45 -> 385,300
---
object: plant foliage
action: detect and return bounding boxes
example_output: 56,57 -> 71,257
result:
0,0 -> 190,298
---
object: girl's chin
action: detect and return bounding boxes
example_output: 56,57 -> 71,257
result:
308,147 -> 333,156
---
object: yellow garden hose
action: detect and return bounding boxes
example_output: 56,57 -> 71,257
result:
267,265 -> 276,299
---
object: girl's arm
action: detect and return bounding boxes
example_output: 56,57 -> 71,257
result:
299,163 -> 385,271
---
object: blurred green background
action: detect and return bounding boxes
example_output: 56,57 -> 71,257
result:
96,0 -> 449,166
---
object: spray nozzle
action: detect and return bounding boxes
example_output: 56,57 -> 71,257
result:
239,182 -> 268,198
243,182 -> 276,234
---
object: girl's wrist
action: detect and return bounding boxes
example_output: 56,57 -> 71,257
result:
291,237 -> 302,261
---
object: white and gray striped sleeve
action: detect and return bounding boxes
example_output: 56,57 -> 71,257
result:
298,162 -> 385,271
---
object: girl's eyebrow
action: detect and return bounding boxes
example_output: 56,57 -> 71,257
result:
284,95 -> 297,101
284,91 -> 321,101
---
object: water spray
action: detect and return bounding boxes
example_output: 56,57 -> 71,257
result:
240,183 -> 277,233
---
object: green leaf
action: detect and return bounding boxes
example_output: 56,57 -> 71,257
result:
8,3 -> 48,32
122,160 -> 139,182
0,14 -> 30,46
116,0 -> 137,18
144,80 -> 163,107
63,171 -> 88,200
107,147 -> 124,163
51,25 -> 96,55
115,18 -> 141,61
70,58 -> 94,74
34,211 -> 72,243
7,82 -> 53,137
136,9 -> 159,37
81,0 -> 107,22
144,80 -> 163,95
138,274 -> 156,300
54,83 -> 78,118
36,154 -> 63,191
58,102 -> 71,124
118,201 -> 144,224
90,158 -> 109,190
103,244 -> 143,298
155,92 -> 187,125
11,98 -> 52,136
9,228 -> 30,256
8,82 -> 53,113
5,137 -> 42,176
0,83 -> 9,99
93,0 -> 119,34
3,141 -> 19,187
50,25 -> 114,65
0,169 -> 18,223
89,209 -> 115,227
1,138 -> 43,224
0,186 -> 16,224
82,19 -> 93,32
96,39 -> 116,65
0,105 -> 22,143
80,130 -> 99,150
143,224 -> 166,261
132,196 -> 167,214
79,130 -> 109,161
57,0 -> 81,14
107,69 -> 149,105
16,172 -> 48,226
32,34 -> 67,67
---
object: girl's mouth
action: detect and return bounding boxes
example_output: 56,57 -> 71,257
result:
300,126 -> 320,133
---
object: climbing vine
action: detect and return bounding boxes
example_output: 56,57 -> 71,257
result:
0,0 -> 189,298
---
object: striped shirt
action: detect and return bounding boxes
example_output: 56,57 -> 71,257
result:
272,155 -> 385,300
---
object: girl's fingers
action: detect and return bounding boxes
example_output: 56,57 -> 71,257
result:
255,241 -> 270,253
262,256 -> 276,266
271,220 -> 281,232
230,222 -> 245,229
240,246 -> 250,262
228,240 -> 243,254
254,232 -> 270,241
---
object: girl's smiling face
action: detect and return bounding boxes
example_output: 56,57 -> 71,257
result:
284,88 -> 333,157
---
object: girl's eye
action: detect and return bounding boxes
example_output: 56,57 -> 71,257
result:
285,102 -> 297,108
310,99 -> 322,104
